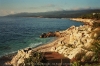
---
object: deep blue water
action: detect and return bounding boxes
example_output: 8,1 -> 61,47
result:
0,17 -> 83,56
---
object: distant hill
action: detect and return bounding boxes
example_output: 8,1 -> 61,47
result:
6,9 -> 100,18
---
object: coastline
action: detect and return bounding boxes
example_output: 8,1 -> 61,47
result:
0,37 -> 61,65
0,27 -> 70,66
70,18 -> 96,25
1,18 -> 100,66
0,38 -> 58,65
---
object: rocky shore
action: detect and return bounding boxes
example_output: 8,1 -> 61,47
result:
1,18 -> 100,66
70,18 -> 95,25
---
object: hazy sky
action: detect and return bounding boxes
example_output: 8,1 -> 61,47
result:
0,0 -> 100,16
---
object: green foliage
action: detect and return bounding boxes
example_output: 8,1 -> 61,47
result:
92,22 -> 100,28
24,52 -> 45,66
71,61 -> 100,66
84,63 -> 100,66
80,13 -> 100,20
71,61 -> 80,66
91,40 -> 100,62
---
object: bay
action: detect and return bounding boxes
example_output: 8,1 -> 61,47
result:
0,17 -> 83,56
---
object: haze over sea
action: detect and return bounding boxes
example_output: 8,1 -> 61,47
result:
0,17 -> 83,57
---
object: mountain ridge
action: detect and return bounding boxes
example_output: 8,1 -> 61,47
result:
6,9 -> 100,18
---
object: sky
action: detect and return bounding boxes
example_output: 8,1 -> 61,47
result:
0,0 -> 100,16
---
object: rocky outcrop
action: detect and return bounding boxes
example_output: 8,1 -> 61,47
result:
51,24 -> 100,61
11,48 -> 32,66
40,32 -> 56,38
40,31 -> 66,38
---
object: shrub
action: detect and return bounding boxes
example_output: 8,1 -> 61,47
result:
24,52 -> 46,66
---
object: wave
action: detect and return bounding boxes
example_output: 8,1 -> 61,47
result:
0,50 -> 17,57
29,42 -> 43,48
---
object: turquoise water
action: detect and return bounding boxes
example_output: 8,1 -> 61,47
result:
0,17 -> 83,56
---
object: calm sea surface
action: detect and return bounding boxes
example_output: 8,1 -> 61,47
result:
0,17 -> 83,56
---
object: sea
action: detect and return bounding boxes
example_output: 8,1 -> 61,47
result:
0,17 -> 83,57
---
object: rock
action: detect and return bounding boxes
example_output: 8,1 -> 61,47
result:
55,31 -> 61,37
40,33 -> 47,38
40,31 -> 66,38
50,24 -> 100,62
51,47 -> 56,51
11,48 -> 32,66
67,48 -> 86,59
40,32 -> 56,38
81,51 -> 95,62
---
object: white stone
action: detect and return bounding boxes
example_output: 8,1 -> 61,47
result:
67,48 -> 85,59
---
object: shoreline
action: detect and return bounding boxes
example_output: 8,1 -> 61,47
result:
1,18 -> 100,66
0,18 -> 87,65
0,17 -> 84,58
70,18 -> 97,25
0,37 -> 59,65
